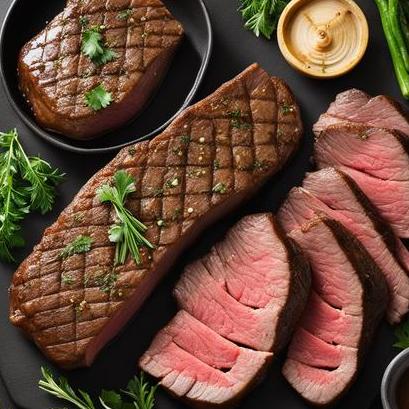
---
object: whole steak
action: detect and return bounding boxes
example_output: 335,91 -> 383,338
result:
18,0 -> 184,140
9,64 -> 303,369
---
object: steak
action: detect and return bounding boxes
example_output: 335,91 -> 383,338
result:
18,0 -> 184,140
314,124 -> 409,237
140,213 -> 311,407
9,64 -> 303,369
281,217 -> 388,406
314,89 -> 409,136
174,213 -> 311,352
278,167 -> 409,323
140,311 -> 272,408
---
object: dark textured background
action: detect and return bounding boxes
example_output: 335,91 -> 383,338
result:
0,0 -> 403,408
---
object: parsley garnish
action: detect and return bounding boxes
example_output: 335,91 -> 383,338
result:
39,368 -> 157,409
81,26 -> 117,66
238,0 -> 290,39
59,235 -> 93,260
97,170 -> 154,265
85,84 -> 113,111
117,9 -> 133,20
0,129 -> 64,262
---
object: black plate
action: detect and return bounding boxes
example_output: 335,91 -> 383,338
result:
0,0 -> 212,154
0,0 -> 405,408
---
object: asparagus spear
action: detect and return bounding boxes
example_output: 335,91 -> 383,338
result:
375,0 -> 409,99
389,0 -> 409,71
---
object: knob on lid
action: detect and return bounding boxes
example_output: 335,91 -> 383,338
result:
277,0 -> 369,78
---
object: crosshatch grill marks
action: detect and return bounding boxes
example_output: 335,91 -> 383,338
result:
9,64 -> 303,368
18,0 -> 184,138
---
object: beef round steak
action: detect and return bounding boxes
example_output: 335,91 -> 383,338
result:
314,123 -> 409,237
9,64 -> 303,369
281,217 -> 388,406
18,0 -> 184,140
313,89 -> 409,136
278,167 -> 409,324
140,213 -> 311,407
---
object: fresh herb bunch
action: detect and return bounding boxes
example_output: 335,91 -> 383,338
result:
82,26 -> 117,66
97,170 -> 154,265
375,0 -> 409,98
85,84 -> 113,111
39,367 -> 157,409
0,129 -> 64,262
238,0 -> 290,39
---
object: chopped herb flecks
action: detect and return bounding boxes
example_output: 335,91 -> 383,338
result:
61,273 -> 74,286
228,110 -> 252,129
212,182 -> 227,194
281,103 -> 295,115
180,135 -> 191,144
117,9 -> 133,20
59,235 -> 93,260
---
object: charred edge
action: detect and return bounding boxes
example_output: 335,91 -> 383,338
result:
271,216 -> 311,353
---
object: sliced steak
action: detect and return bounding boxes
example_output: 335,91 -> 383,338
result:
278,167 -> 409,323
174,213 -> 311,352
314,89 -> 409,136
140,311 -> 272,408
314,124 -> 409,237
140,213 -> 310,407
282,217 -> 388,406
18,0 -> 184,140
9,64 -> 303,369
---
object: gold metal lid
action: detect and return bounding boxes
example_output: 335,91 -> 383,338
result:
277,0 -> 369,79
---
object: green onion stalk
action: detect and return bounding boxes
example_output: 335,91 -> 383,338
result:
375,0 -> 409,99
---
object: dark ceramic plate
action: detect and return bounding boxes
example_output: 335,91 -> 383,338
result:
0,0 -> 212,154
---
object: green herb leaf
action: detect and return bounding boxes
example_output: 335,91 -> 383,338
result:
81,26 -> 117,65
97,170 -> 154,265
100,390 -> 123,409
85,84 -> 113,111
238,0 -> 290,39
39,367 -> 96,409
0,129 -> 63,262
122,372 -> 158,409
394,319 -> 409,349
60,235 -> 93,260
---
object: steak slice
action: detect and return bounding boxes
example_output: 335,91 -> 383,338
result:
282,217 -> 388,406
18,0 -> 184,140
140,311 -> 272,408
174,213 -> 311,352
278,167 -> 409,323
140,213 -> 310,407
314,89 -> 409,136
9,64 -> 303,369
314,124 -> 409,237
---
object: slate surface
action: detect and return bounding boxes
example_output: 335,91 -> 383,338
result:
0,0 -> 403,408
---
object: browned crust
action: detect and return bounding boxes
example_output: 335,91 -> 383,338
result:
9,64 -> 304,369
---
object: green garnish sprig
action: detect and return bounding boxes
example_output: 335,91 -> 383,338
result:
238,0 -> 290,39
82,26 -> 117,66
85,84 -> 113,111
59,235 -> 93,260
97,170 -> 154,265
394,319 -> 409,349
39,367 -> 157,409
0,129 -> 64,262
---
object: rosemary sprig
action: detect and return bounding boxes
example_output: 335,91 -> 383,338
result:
39,367 -> 157,409
0,129 -> 64,262
97,170 -> 154,265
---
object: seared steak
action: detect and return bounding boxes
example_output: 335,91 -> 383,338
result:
18,0 -> 184,140
9,64 -> 303,369
140,213 -> 311,407
314,89 -> 409,136
314,124 -> 409,237
282,217 -> 388,406
140,311 -> 272,408
278,167 -> 409,324
174,214 -> 311,352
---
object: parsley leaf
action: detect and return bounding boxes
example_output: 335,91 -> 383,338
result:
85,84 -> 113,111
81,26 -> 117,65
97,170 -> 154,265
